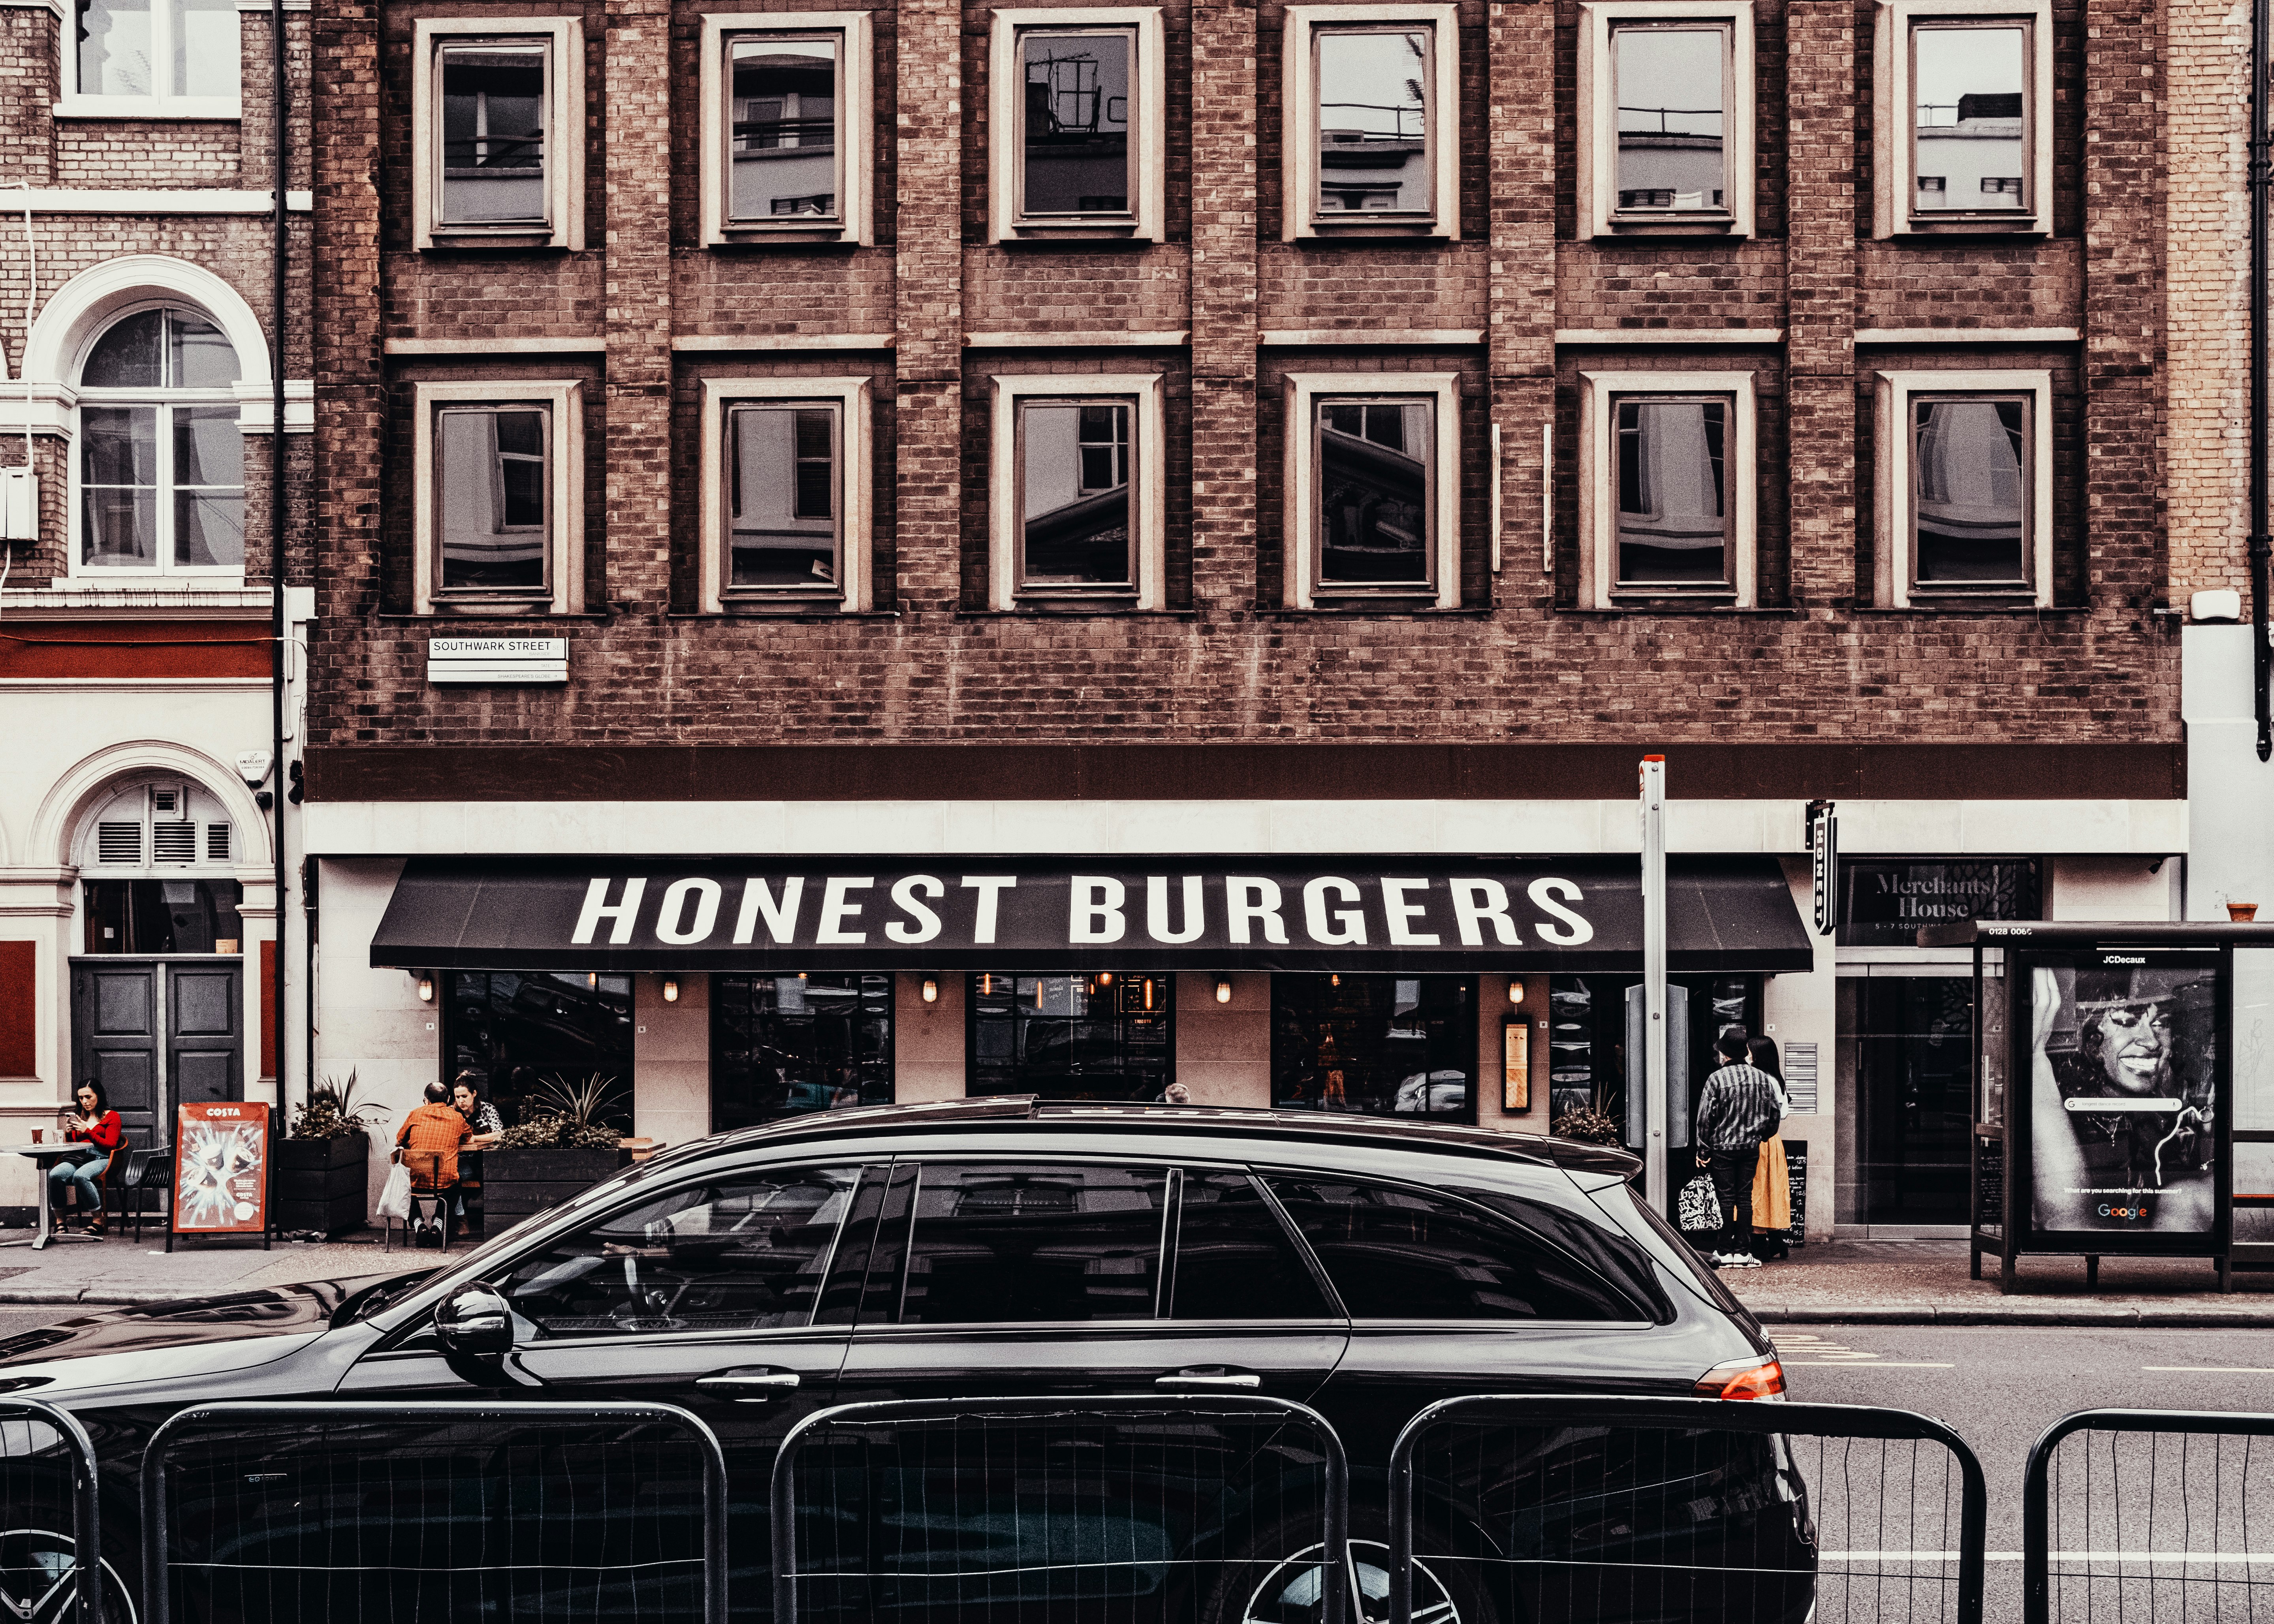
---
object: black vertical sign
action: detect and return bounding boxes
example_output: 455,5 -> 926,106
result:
1808,801 -> 1838,936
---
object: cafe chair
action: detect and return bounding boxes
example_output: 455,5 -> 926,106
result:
386,1150 -> 454,1255
119,1143 -> 174,1244
57,1141 -> 128,1239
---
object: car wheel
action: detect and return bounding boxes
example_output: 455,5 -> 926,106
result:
1209,1532 -> 1501,1624
0,1526 -> 138,1624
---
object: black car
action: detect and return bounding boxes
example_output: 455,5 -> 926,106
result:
0,1098 -> 1809,1624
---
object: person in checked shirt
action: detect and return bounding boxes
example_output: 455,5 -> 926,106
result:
1694,1028 -> 1787,1269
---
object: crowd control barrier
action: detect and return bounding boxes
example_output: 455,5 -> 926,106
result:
0,1397 -> 103,1624
1387,1393 -> 1988,1624
2024,1407 -> 2274,1624
139,1400 -> 729,1624
770,1395 -> 1348,1624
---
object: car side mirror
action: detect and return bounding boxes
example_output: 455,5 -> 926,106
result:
434,1282 -> 513,1358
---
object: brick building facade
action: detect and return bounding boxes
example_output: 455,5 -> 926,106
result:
303,0 -> 2221,1242
0,0 -> 313,1217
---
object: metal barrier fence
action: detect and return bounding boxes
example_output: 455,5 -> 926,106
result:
140,1400 -> 729,1624
0,1397 -> 103,1624
2024,1407 -> 2274,1624
770,1395 -> 1348,1624
1387,1394 -> 1987,1624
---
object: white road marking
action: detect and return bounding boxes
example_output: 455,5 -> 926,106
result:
2141,1366 -> 2274,1374
1823,1553 -> 2274,1564
1783,1360 -> 1956,1368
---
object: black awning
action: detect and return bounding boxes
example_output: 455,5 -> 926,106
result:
370,854 -> 1814,974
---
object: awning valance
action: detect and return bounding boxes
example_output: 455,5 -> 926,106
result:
370,855 -> 1814,974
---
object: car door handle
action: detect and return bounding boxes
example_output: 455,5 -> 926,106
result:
696,1369 -> 803,1401
1155,1368 -> 1261,1391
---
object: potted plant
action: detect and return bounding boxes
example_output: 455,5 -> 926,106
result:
484,1073 -> 631,1226
278,1070 -> 386,1238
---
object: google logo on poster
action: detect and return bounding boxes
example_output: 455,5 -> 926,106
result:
2097,1203 -> 2152,1220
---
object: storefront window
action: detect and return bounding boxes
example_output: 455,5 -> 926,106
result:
445,970 -> 634,1133
82,878 -> 243,954
1545,973 -> 1761,1143
967,973 -> 1173,1101
712,974 -> 893,1131
1837,975 -> 1973,1226
1270,974 -> 1475,1121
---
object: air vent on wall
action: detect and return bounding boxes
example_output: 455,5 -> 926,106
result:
96,823 -> 143,865
152,823 -> 197,865
150,788 -> 178,814
206,824 -> 231,862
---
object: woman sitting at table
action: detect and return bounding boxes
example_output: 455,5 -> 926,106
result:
51,1079 -> 122,1237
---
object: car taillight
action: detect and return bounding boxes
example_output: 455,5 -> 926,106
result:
1695,1355 -> 1786,1400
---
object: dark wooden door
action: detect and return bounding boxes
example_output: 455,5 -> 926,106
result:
70,958 -> 244,1148
169,961 -> 243,1109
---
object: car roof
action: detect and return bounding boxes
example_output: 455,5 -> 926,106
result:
638,1096 -> 1641,1180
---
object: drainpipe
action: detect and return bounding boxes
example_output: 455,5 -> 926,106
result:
2254,0 -> 2271,759
270,0 -> 291,1112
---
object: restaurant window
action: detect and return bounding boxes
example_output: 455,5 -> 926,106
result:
76,306 -> 245,579
1282,372 -> 1461,609
900,1163 -> 1169,1323
69,0 -> 240,114
701,15 -> 873,244
989,9 -> 1165,242
412,381 -> 585,615
1280,4 -> 1460,240
1545,973 -> 1761,1147
712,974 -> 894,1132
967,973 -> 1173,1102
986,374 -> 1165,609
1873,370 -> 2051,607
446,970 -> 634,1135
1873,0 -> 2049,236
412,18 -> 585,251
1578,1 -> 1755,238
1580,370 -> 1756,607
1270,974 -> 1476,1121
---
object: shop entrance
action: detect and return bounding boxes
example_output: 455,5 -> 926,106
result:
1837,973 -> 1973,1229
68,957 -> 245,1146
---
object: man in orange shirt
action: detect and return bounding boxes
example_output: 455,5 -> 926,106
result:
394,1082 -> 470,1237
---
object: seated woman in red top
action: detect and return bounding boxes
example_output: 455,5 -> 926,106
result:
52,1079 -> 122,1237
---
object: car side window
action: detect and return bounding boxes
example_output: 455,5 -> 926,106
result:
497,1165 -> 863,1337
899,1163 -> 1168,1324
1263,1175 -> 1634,1321
1169,1170 -> 1335,1321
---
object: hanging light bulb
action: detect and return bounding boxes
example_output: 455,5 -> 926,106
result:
1036,978 -> 1047,1009
1215,977 -> 1232,1004
662,977 -> 679,1004
587,972 -> 598,991
1330,973 -> 1341,989
922,977 -> 939,1004
1097,971 -> 1113,987
982,972 -> 994,996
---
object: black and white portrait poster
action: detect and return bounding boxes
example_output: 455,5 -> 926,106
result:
2029,951 -> 2219,1235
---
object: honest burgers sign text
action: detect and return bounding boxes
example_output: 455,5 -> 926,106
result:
371,856 -> 1816,973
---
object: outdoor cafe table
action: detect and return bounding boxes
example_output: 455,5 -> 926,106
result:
0,1143 -> 109,1250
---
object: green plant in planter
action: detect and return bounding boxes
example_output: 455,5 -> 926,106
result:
498,1074 -> 626,1149
293,1070 -> 388,1140
1551,1104 -> 1625,1147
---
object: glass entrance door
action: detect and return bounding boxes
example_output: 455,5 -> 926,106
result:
1839,974 -> 1975,1226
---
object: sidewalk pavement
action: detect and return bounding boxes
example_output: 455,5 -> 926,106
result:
0,1227 -> 425,1306
1724,1239 -> 2274,1327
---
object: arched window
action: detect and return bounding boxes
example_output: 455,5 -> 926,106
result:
77,306 -> 245,577
73,777 -> 244,955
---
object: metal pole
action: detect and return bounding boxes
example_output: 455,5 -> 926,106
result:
270,0 -> 291,1118
2254,0 -> 2271,759
1640,755 -> 1669,1210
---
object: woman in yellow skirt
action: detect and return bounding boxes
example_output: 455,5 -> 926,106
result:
1748,1034 -> 1792,1260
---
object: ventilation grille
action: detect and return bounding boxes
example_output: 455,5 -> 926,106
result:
205,823 -> 231,862
152,822 -> 198,865
150,788 -> 178,814
96,823 -> 143,865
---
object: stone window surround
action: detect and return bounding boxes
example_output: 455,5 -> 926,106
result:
1576,368 -> 1759,609
1872,367 -> 2054,609
988,6 -> 1167,244
409,378 -> 587,617
408,15 -> 587,253
1279,2 -> 1461,242
986,371 -> 1168,611
1871,0 -> 2053,238
697,9 -> 876,248
698,376 -> 876,614
1576,0 -> 1757,241
1280,370 -> 1463,611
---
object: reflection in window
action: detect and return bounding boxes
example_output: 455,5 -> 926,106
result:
1270,974 -> 1474,1120
445,969 -> 634,1134
439,42 -> 549,227
968,973 -> 1172,1101
1912,24 -> 2026,213
711,974 -> 893,1131
83,878 -> 244,955
498,1167 -> 861,1336
1019,400 -> 1133,587
727,403 -> 841,590
729,36 -> 839,221
1266,1176 -> 1631,1320
77,0 -> 239,101
1612,26 -> 1727,213
1315,29 -> 1431,215
1912,397 -> 2028,587
901,1163 -> 1168,1323
435,405 -> 550,594
78,308 -> 244,573
1614,396 -> 1730,588
1317,398 -> 1432,586
1020,31 -> 1131,215
1170,1171 -> 1334,1320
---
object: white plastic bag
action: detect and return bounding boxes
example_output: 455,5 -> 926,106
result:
376,1159 -> 413,1222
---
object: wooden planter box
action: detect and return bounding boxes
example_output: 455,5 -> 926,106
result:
275,1133 -> 371,1237
482,1146 -> 627,1227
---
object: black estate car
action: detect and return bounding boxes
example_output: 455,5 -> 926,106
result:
0,1098 -> 1808,1624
